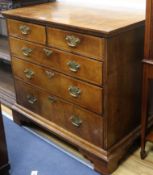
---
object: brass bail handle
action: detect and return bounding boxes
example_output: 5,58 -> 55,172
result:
70,115 -> 82,127
67,60 -> 80,72
65,35 -> 80,48
27,95 -> 37,104
19,25 -> 30,35
68,86 -> 81,98
24,69 -> 35,79
22,47 -> 32,57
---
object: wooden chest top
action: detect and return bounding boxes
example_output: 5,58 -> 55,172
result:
2,0 -> 145,37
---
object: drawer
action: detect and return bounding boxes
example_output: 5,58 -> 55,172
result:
7,19 -> 46,44
47,28 -> 105,60
10,37 -> 103,85
15,79 -> 103,147
12,57 -> 103,114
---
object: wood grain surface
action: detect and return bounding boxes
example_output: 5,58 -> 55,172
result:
15,79 -> 103,147
9,37 -> 103,85
47,27 -> 105,60
2,0 -> 145,36
7,19 -> 46,44
12,57 -> 103,114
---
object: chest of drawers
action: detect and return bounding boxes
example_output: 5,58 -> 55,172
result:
2,2 -> 145,174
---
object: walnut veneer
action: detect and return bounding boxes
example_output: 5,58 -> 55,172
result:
2,1 -> 145,174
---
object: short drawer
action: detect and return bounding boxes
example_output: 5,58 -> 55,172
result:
7,19 -> 46,44
12,57 -> 103,114
47,27 -> 105,60
10,37 -> 103,85
15,79 -> 103,147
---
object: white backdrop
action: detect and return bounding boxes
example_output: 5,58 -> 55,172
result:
59,0 -> 146,10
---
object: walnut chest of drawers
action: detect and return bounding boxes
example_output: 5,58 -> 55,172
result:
2,1 -> 145,174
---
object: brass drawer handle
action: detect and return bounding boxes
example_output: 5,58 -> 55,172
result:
68,86 -> 81,98
24,69 -> 35,79
19,25 -> 30,35
67,60 -> 80,72
43,48 -> 53,57
45,70 -> 55,79
65,35 -> 80,48
22,47 -> 32,57
70,115 -> 82,127
27,95 -> 37,104
48,96 -> 57,103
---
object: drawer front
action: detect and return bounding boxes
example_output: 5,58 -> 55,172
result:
12,57 -> 103,114
15,79 -> 103,147
7,19 -> 46,44
47,28 -> 105,60
10,37 -> 103,85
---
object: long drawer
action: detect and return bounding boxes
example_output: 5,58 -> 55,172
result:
7,19 -> 46,44
9,37 -> 103,85
12,57 -> 103,114
47,27 -> 105,60
15,79 -> 103,147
